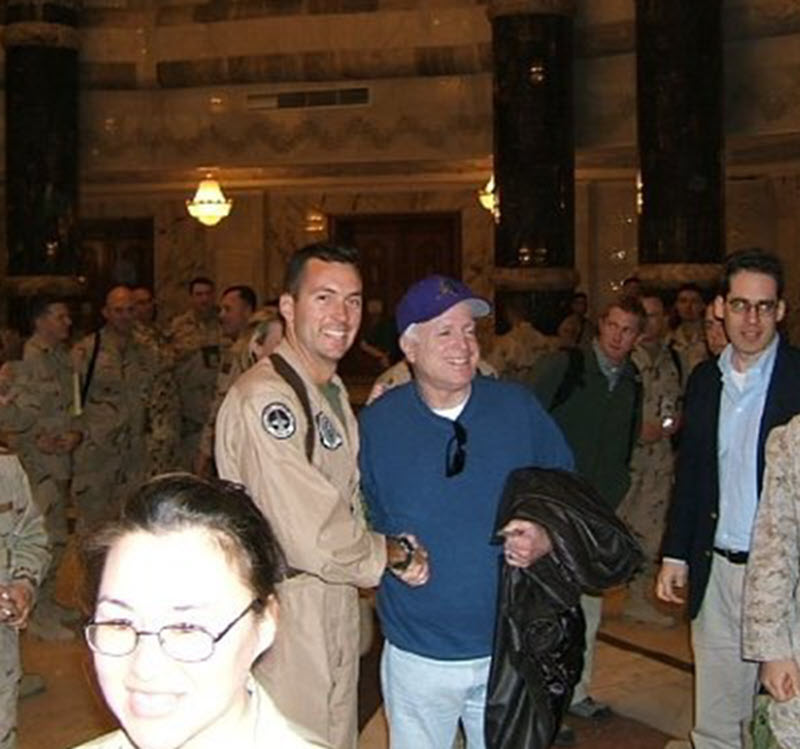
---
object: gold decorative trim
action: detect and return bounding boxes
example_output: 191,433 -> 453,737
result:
493,266 -> 578,291
487,0 -> 575,20
635,264 -> 722,288
2,23 -> 80,50
2,275 -> 87,297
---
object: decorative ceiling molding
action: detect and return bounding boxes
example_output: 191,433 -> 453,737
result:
487,0 -> 575,20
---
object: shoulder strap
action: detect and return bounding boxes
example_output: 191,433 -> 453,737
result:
550,347 -> 586,411
269,353 -> 315,463
80,331 -> 102,408
667,342 -> 683,384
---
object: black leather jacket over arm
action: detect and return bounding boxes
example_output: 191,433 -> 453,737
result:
485,468 -> 643,749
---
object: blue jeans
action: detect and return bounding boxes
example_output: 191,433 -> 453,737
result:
381,641 -> 491,749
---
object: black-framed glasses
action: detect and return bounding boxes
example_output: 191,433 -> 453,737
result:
726,298 -> 778,317
84,598 -> 261,663
445,420 -> 468,478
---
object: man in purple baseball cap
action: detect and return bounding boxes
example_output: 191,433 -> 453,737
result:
358,274 -> 574,748
395,275 -> 491,337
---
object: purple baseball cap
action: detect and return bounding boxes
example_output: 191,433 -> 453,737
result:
395,275 -> 491,335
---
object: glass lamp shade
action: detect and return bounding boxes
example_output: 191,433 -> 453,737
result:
186,178 -> 233,226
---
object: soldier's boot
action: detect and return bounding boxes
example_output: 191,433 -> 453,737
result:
19,673 -> 46,699
28,601 -> 76,641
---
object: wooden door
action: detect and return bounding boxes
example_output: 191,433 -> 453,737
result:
332,212 -> 461,380
78,218 -> 154,333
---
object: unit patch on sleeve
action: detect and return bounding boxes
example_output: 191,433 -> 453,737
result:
261,402 -> 296,439
316,412 -> 343,450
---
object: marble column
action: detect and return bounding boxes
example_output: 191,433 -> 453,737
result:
488,0 -> 575,281
488,0 -> 576,334
4,0 -> 81,289
635,0 -> 723,287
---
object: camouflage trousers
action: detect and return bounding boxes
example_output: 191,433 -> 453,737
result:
27,477 -> 68,611
746,693 -> 799,749
618,444 -> 674,563
72,445 -> 145,533
0,628 -> 20,749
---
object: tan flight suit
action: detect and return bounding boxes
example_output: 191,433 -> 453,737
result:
216,340 -> 386,749
0,451 -> 51,749
0,336 -> 81,623
743,415 -> 800,748
166,310 -> 223,469
71,327 -> 163,530
197,334 -> 251,469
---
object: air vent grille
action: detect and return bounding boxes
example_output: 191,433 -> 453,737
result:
246,87 -> 369,111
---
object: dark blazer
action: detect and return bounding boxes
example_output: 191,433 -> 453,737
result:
661,338 -> 800,618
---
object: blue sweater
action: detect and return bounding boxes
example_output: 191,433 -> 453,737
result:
359,376 -> 573,660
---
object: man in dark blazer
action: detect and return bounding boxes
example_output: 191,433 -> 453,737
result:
656,248 -> 800,749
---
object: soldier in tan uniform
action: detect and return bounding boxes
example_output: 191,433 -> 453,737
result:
216,243 -> 429,749
0,299 -> 81,640
130,286 -> 180,475
72,287 -> 165,530
743,414 -> 800,748
487,296 -> 560,382
130,286 -> 167,347
0,449 -> 51,749
668,283 -> 708,382
166,277 -> 223,470
195,285 -> 257,476
617,291 -> 682,626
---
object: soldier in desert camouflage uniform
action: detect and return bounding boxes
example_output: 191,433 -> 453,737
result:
131,286 -> 168,348
131,286 -> 179,475
668,283 -> 708,383
743,413 -> 800,749
617,291 -> 682,626
194,286 -> 257,476
71,287 -> 165,530
0,299 -> 81,640
166,277 -> 223,470
487,295 -> 560,383
0,449 -> 50,749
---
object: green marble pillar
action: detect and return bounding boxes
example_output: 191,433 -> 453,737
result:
636,0 -> 724,271
488,0 -> 575,277
4,0 -> 81,279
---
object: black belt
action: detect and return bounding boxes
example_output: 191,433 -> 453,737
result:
713,547 -> 749,565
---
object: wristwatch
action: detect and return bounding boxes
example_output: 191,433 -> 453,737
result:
388,535 -> 415,572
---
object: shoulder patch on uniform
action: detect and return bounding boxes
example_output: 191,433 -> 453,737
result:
261,402 -> 296,439
316,412 -> 343,450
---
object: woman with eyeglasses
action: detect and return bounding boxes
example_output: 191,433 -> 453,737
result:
71,473 -> 324,749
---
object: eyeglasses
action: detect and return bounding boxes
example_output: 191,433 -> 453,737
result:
84,599 -> 260,663
726,298 -> 778,317
445,420 -> 467,478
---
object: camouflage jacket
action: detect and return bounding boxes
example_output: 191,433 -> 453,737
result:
71,327 -> 164,471
198,335 -> 252,461
743,413 -> 800,748
167,310 -> 225,430
487,322 -> 560,382
0,336 -> 82,483
0,450 -> 50,589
